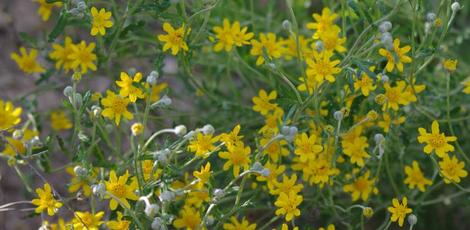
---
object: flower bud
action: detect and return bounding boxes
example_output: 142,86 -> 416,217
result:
379,21 -> 392,33
379,73 -> 389,82
201,124 -> 215,135
250,162 -> 264,172
74,93 -> 83,105
74,165 -> 87,177
154,148 -> 171,164
174,125 -> 187,136
282,19 -> 292,31
213,188 -> 225,198
63,86 -> 74,97
333,110 -> 344,121
451,2 -> 461,12
374,133 -> 384,144
314,40 -> 324,52
147,71 -> 160,85
363,207 -> 374,218
131,122 -> 144,136
151,217 -> 164,230
145,204 -> 160,218
12,129 -> 23,140
92,105 -> 102,117
160,191 -> 175,202
426,12 -> 436,22
206,216 -> 215,226
260,168 -> 271,177
375,94 -> 387,105
367,110 -> 378,121
29,136 -> 42,147
380,32 -> 393,50
408,214 -> 417,226
92,183 -> 106,198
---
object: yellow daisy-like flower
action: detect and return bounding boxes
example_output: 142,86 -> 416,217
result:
353,67 -> 376,96
31,183 -> 62,216
294,132 -> 323,162
223,216 -> 257,230
342,135 -> 370,167
141,160 -> 161,182
219,141 -> 251,177
218,124 -> 243,149
0,99 -> 22,131
252,89 -> 278,115
158,22 -> 190,55
260,134 -> 289,162
188,132 -> 219,158
147,82 -> 168,102
382,81 -> 412,111
2,129 -> 38,156
462,80 -> 470,94
306,50 -> 341,83
101,90 -> 134,125
250,33 -> 285,65
443,59 -> 458,72
377,113 -> 406,133
68,41 -> 97,74
439,155 -> 468,184
50,111 -> 72,131
34,0 -> 62,21
417,120 -> 457,157
72,211 -> 105,230
343,171 -> 378,201
49,36 -> 75,71
66,166 -> 95,197
104,170 -> 139,210
271,174 -> 304,196
306,7 -> 340,39
404,161 -> 432,192
10,47 -> 45,74
387,197 -> 412,227
193,162 -> 211,185
116,72 -> 145,102
378,38 -> 412,72
319,26 -> 346,53
274,191 -> 303,221
107,211 -> 131,230
173,205 -> 201,230
212,18 -> 254,52
90,7 -> 113,36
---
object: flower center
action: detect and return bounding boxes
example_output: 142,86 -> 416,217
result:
109,183 -> 127,197
429,133 -> 445,148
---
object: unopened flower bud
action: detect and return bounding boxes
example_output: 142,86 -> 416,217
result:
92,183 -> 106,197
92,105 -> 102,117
408,214 -> 417,226
30,136 -> 42,147
375,94 -> 387,105
213,188 -> 224,198
63,86 -> 74,97
206,216 -> 215,226
282,19 -> 292,31
251,162 -> 264,172
260,168 -> 271,177
159,95 -> 172,106
160,191 -> 175,202
151,217 -> 164,230
314,40 -> 324,52
74,166 -> 87,177
451,2 -> 461,12
363,207 -> 374,218
12,130 -> 23,140
145,204 -> 160,217
379,21 -> 392,33
381,32 -> 393,49
155,148 -> 171,163
201,124 -> 215,135
374,133 -> 384,144
334,110 -> 344,121
426,12 -> 436,22
74,93 -> 83,105
174,125 -> 187,136
367,110 -> 378,121
131,122 -> 144,136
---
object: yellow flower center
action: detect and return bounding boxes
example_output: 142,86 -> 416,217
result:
354,178 -> 368,192
428,133 -> 445,148
109,183 -> 127,197
111,98 -> 127,114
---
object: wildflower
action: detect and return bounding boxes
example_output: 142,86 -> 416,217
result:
379,38 -> 412,72
363,207 -> 374,218
319,224 -> 335,230
294,133 -> 323,162
50,111 -> 72,131
274,191 -> 303,221
147,82 -> 168,102
107,211 -> 131,230
417,120 -> 457,157
443,59 -> 458,72
306,50 -> 341,83
10,47 -> 45,74
104,170 -> 139,210
342,135 -> 370,167
49,36 -> 75,71
188,132 -> 218,157
281,223 -> 299,230
306,8 -> 340,39
141,160 -> 161,181
173,205 -> 201,229
439,155 -> 468,183
271,174 -> 304,195
307,156 -> 339,187
116,71 -> 145,102
463,81 -> 470,94
2,129 -> 38,156
259,107 -> 284,135
387,197 -> 412,227
90,7 -> 113,36
193,162 -> 211,185
319,27 -> 347,53
250,33 -> 285,65
34,0 -> 62,21
31,183 -> 62,216
256,162 -> 285,189
69,41 -> 97,74
0,100 -> 22,131
131,122 -> 144,136
223,216 -> 256,230
219,142 -> 251,177
343,171 -> 378,201
404,161 -> 432,192
66,166 -> 94,197
382,81 -> 412,111
282,35 -> 311,60
218,124 -> 243,148
158,22 -> 190,55
72,211 -> 105,230
377,113 -> 406,133
212,19 -> 254,52
353,67 -> 376,96
252,89 -> 278,115
260,135 -> 289,162
101,90 -> 134,125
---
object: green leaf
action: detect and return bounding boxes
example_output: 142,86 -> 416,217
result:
18,32 -> 37,47
48,11 -> 69,42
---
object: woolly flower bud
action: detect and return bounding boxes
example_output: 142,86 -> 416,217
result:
74,166 -> 87,177
145,204 -> 160,218
213,188 -> 225,198
63,86 -> 74,97
334,110 -> 344,121
363,207 -> 374,218
131,122 -> 144,136
30,136 -> 42,147
174,125 -> 187,136
159,191 -> 175,202
151,217 -> 164,230
379,21 -> 392,33
378,73 -> 389,82
92,183 -> 106,197
201,124 -> 215,135
91,105 -> 102,117
367,110 -> 378,121
251,162 -> 264,172
408,214 -> 418,226
375,94 -> 387,105
314,40 -> 324,52
280,125 -> 298,142
451,2 -> 461,12
160,95 -> 172,106
12,129 -> 23,140
381,32 -> 393,50
259,168 -> 271,177
282,19 -> 292,31
426,12 -> 437,22
147,71 -> 159,85
206,216 -> 215,226
154,148 -> 171,163
374,133 -> 385,144
74,93 -> 83,105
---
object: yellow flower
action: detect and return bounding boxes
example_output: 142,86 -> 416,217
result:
294,132 -> 323,162
0,100 -> 22,131
252,89 -> 278,115
259,107 -> 284,135
377,113 -> 406,133
34,0 -> 62,21
50,111 -> 72,131
90,7 -> 113,36
417,120 -> 457,157
319,224 -> 335,230
141,160 -> 161,181
2,129 -> 38,156
281,223 -> 299,230
353,67 -> 376,96
250,33 -> 285,65
66,166 -> 95,197
116,72 -> 145,102
218,124 -> 243,149
387,197 -> 412,227
49,36 -> 75,71
158,22 -> 190,55
274,191 -> 303,221
173,205 -> 201,229
256,161 -> 285,191
260,134 -> 289,162
219,141 -> 251,177
306,8 -> 340,39
342,135 -> 370,167
404,161 -> 432,192
188,132 -> 219,157
131,122 -> 144,136
107,211 -> 131,230
69,41 -> 97,74
10,47 -> 45,74
462,80 -> 470,94
193,162 -> 211,185
271,174 -> 304,195
101,90 -> 134,125
443,59 -> 458,72
212,19 -> 254,52
439,155 -> 468,183
319,27 -> 346,53
72,211 -> 104,230
31,183 -> 62,216
104,170 -> 139,210
282,35 -> 311,60
378,38 -> 412,72
306,50 -> 341,83
307,156 -> 339,187
147,82 -> 168,102
343,171 -> 378,201
223,216 -> 256,230
382,81 -> 412,111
